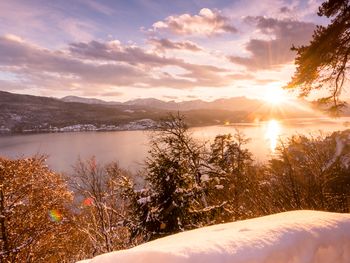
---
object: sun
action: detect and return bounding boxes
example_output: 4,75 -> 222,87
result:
263,87 -> 288,105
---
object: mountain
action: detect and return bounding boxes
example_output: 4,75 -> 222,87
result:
123,96 -> 325,119
124,97 -> 264,111
124,98 -> 175,108
188,97 -> 262,111
59,96 -> 323,118
0,91 -> 161,133
61,96 -> 122,105
1,90 -> 337,134
59,96 -> 263,111
0,91 -> 250,133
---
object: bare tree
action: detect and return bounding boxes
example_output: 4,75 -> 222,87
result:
70,157 -> 131,256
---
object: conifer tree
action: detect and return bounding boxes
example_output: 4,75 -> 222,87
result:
207,132 -> 255,220
287,0 -> 350,113
139,114 -> 209,240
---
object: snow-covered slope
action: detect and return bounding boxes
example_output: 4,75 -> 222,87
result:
78,210 -> 350,263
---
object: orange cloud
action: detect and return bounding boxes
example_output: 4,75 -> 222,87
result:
150,8 -> 237,36
148,38 -> 202,52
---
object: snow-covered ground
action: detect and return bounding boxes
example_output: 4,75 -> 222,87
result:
78,210 -> 350,263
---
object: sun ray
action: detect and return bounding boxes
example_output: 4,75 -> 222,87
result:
263,87 -> 289,105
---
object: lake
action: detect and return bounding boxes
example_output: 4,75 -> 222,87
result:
1,117 -> 349,174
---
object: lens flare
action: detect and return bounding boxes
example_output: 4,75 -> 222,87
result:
48,209 -> 63,222
83,197 -> 94,206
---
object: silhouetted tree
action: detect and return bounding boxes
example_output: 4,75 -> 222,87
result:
287,0 -> 350,113
267,132 -> 350,212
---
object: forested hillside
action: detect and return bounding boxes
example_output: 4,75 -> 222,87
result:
0,91 -> 250,133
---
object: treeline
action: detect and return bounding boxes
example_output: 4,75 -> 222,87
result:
1,114 -> 350,262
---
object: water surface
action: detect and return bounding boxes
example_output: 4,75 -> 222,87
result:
0,117 -> 349,173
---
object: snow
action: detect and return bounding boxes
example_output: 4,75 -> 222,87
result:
323,136 -> 346,171
78,210 -> 350,263
137,196 -> 151,205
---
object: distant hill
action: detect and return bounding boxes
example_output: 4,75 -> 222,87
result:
124,98 -> 171,108
0,91 -> 161,133
61,96 -> 122,105
0,91 -> 253,133
58,96 -> 329,119
60,96 -> 264,111
0,90 -> 336,134
119,96 -> 326,120
124,97 -> 265,111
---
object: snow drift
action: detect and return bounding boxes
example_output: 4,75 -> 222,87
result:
78,210 -> 350,263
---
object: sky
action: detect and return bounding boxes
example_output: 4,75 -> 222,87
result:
0,0 -> 329,102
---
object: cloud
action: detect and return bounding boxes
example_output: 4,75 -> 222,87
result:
228,17 -> 315,70
0,36 -> 236,93
253,78 -> 280,85
0,79 -> 28,91
3,34 -> 25,43
0,1 -> 98,47
81,0 -> 114,15
97,91 -> 123,97
58,18 -> 96,43
279,6 -> 291,13
163,95 -> 178,100
148,38 -> 202,52
0,36 -> 146,86
69,40 -> 180,67
150,8 -> 237,36
68,39 -> 234,88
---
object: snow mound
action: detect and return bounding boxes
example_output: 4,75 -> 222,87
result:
78,210 -> 350,263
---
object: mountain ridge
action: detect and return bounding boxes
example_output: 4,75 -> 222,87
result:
0,91 -> 253,133
0,90 -> 336,134
61,95 -> 264,111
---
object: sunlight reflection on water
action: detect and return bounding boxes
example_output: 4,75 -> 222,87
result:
264,119 -> 281,152
1,117 -> 350,172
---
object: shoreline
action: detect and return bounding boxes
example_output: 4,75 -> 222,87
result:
2,116 -> 350,137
